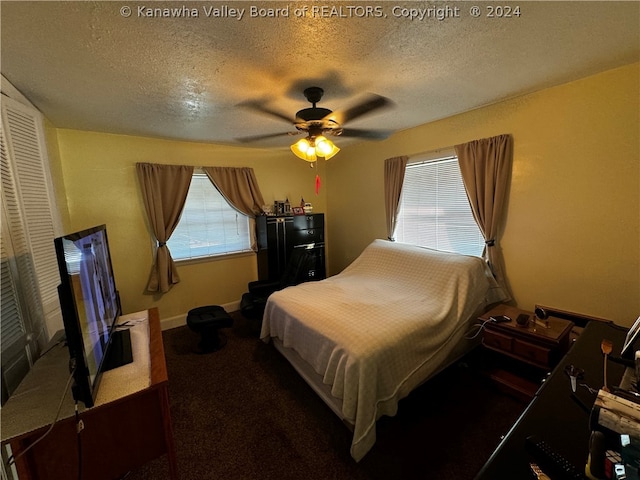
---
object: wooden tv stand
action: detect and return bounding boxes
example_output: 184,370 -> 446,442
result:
1,308 -> 178,480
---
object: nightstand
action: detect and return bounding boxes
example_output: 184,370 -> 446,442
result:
477,304 -> 575,399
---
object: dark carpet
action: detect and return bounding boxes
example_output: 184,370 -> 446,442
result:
125,312 -> 526,480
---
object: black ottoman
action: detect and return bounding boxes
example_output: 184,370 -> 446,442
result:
186,306 -> 233,353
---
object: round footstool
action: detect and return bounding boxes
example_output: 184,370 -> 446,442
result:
186,306 -> 233,353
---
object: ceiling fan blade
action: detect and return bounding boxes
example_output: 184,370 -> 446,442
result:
238,100 -> 293,124
236,131 -> 296,143
338,128 -> 394,140
323,94 -> 392,125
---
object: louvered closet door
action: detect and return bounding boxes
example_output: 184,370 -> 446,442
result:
0,95 -> 63,400
0,207 -> 32,404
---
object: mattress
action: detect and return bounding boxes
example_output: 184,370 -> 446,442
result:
260,239 -> 506,461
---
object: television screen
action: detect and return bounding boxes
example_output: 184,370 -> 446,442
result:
55,224 -> 125,407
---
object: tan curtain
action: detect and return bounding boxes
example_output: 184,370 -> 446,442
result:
202,166 -> 265,250
384,156 -> 409,241
136,162 -> 194,293
455,134 -> 512,298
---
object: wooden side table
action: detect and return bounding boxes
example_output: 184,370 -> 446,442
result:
477,304 -> 575,399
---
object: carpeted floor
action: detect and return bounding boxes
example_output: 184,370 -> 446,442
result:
125,311 -> 526,480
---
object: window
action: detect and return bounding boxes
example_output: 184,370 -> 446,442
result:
395,155 -> 485,257
167,173 -> 252,260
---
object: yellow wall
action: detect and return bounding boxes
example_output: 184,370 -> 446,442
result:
327,63 -> 639,326
51,63 -> 639,327
53,130 -> 327,321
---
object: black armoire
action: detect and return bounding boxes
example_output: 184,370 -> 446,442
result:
255,213 -> 325,283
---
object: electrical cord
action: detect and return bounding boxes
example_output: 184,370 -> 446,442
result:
38,337 -> 66,357
7,367 -> 76,466
464,318 -> 493,340
580,383 -> 599,395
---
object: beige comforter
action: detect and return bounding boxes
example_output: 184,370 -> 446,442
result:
260,239 -> 506,461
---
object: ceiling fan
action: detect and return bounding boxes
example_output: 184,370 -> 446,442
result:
237,87 -> 393,162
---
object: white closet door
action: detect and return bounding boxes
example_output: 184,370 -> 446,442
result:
0,202 -> 32,402
1,95 -> 63,374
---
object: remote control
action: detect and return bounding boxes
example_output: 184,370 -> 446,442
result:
525,435 -> 585,480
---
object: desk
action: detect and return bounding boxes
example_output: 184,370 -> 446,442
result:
475,319 -> 629,480
1,308 -> 178,480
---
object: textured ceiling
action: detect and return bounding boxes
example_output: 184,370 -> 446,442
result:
1,1 -> 638,149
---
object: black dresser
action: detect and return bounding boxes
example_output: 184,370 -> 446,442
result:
255,214 -> 325,283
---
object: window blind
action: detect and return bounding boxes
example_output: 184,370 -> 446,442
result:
167,174 -> 252,260
395,156 -> 485,257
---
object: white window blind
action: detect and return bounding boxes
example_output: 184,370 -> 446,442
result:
167,173 -> 252,260
395,156 -> 485,257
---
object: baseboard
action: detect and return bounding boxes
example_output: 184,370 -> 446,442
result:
160,300 -> 241,331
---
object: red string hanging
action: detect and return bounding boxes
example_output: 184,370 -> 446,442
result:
315,174 -> 321,195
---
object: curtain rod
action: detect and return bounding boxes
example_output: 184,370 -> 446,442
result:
407,145 -> 457,163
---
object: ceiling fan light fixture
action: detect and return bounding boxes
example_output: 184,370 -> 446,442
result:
291,138 -> 317,162
314,136 -> 340,160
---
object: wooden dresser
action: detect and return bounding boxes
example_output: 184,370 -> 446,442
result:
1,308 -> 177,480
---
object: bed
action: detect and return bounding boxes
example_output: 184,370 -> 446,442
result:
260,239 -> 507,461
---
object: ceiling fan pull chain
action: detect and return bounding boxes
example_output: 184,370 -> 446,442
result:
311,161 -> 321,194
312,161 -> 321,195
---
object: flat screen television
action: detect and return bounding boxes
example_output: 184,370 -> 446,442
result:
54,224 -> 132,408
